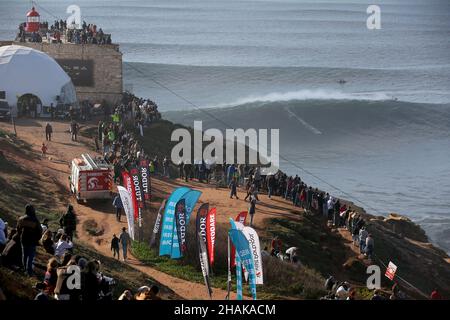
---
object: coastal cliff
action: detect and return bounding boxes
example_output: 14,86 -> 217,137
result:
0,119 -> 449,299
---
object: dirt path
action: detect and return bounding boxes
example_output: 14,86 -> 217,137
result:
2,118 -> 371,299
1,119 -> 259,299
0,119 -> 296,299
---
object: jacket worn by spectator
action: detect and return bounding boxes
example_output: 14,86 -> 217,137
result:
60,210 -> 77,233
16,206 -> 42,246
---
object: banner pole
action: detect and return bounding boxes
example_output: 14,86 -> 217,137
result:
226,234 -> 231,300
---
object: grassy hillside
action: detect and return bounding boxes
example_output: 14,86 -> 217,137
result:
0,129 -> 180,300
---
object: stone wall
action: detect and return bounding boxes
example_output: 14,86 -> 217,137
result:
11,41 -> 123,106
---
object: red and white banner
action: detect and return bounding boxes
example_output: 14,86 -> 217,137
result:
206,208 -> 216,266
385,261 -> 397,281
130,167 -> 144,227
122,171 -> 138,220
242,226 -> 263,284
85,171 -> 111,191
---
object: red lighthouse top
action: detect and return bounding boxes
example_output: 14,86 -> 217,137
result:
27,7 -> 40,17
25,7 -> 40,32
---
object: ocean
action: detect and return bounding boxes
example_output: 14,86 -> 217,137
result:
1,0 -> 450,252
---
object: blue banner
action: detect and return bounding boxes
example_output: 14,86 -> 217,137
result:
171,189 -> 202,259
159,187 -> 190,256
228,228 -> 257,300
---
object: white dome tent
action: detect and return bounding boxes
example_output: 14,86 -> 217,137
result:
0,45 -> 77,117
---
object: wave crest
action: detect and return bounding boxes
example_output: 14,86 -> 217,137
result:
222,89 -> 392,107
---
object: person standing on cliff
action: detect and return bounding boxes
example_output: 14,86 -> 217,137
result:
16,204 -> 42,276
59,205 -> 77,241
112,193 -> 123,222
365,234 -> 374,260
249,194 -> 257,227
111,234 -> 120,260
333,199 -> 341,227
70,121 -> 79,141
229,176 -> 239,199
45,122 -> 53,141
41,142 -> 48,157
119,227 -> 131,262
327,196 -> 335,223
359,226 -> 368,253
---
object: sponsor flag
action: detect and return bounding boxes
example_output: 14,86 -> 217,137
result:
117,186 -> 135,240
196,203 -> 213,298
130,167 -> 145,229
385,261 -> 397,281
174,199 -> 188,254
149,200 -> 166,247
229,228 -> 257,300
227,218 -> 245,300
122,171 -> 138,221
171,189 -> 202,259
196,203 -> 209,250
206,208 -> 216,266
159,187 -> 190,256
242,226 -> 263,284
230,219 -> 249,281
198,230 -> 213,299
139,159 -> 151,201
231,211 -> 247,267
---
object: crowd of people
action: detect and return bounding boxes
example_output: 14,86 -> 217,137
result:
1,84 -> 445,300
95,92 -> 162,180
1,93 -> 163,299
157,162 -> 386,298
169,162 -> 376,262
17,19 -> 112,45
0,202 -> 162,300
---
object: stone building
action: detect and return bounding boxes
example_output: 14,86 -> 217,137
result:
0,40 -> 123,106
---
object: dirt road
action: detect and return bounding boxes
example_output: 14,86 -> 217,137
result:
0,119 -> 304,299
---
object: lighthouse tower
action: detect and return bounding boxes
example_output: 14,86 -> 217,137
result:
25,7 -> 40,32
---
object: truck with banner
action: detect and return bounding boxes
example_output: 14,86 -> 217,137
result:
69,154 -> 113,202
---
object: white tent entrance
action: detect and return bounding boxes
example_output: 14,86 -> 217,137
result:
17,93 -> 42,118
0,45 -> 78,118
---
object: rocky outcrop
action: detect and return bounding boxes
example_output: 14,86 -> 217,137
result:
378,213 -> 428,242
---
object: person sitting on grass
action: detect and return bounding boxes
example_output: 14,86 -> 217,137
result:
1,228 -> 22,269
55,234 -> 73,259
148,285 -> 162,300
118,289 -> 133,300
33,282 -> 49,301
44,257 -> 59,295
40,229 -> 55,255
335,282 -> 350,300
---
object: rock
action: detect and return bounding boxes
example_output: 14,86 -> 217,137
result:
382,213 -> 428,242
342,257 -> 367,281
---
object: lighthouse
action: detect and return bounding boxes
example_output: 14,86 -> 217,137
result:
25,7 -> 40,33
